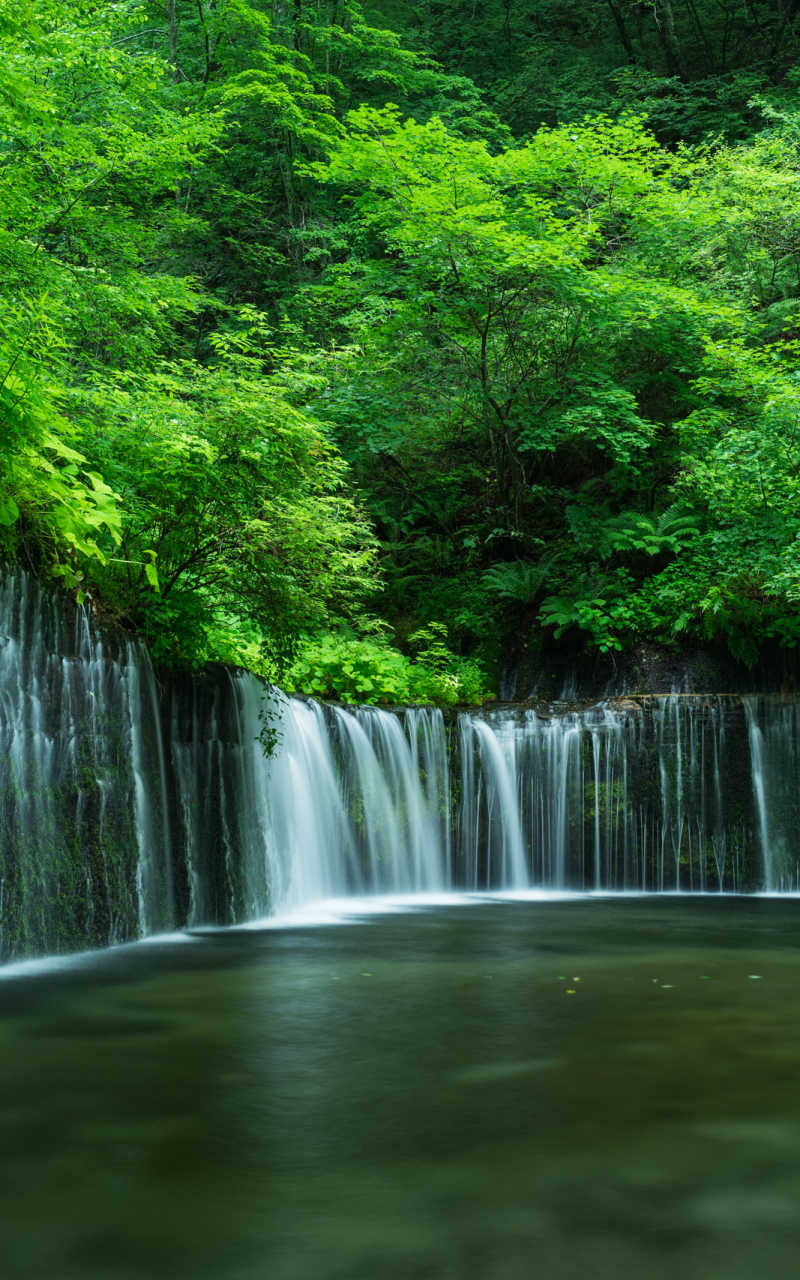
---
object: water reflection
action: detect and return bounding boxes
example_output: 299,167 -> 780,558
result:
1,897 -> 800,1278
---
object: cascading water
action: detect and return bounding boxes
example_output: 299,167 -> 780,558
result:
741,695 -> 800,892
0,572 -> 170,960
4,570 -> 800,965
459,717 -> 528,890
170,689 -> 451,917
459,699 -> 756,893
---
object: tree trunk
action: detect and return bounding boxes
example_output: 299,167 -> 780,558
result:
655,0 -> 688,79
606,0 -> 637,63
771,0 -> 800,55
168,0 -> 180,83
684,0 -> 717,73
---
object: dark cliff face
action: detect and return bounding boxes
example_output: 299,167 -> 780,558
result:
504,637 -> 799,702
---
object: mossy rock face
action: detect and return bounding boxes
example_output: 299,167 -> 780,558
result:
0,678 -> 149,962
510,637 -> 796,702
0,573 -> 166,964
0,608 -> 284,963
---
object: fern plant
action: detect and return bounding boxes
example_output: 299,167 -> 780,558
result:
596,506 -> 702,558
656,504 -> 703,545
539,572 -> 635,653
481,555 -> 554,602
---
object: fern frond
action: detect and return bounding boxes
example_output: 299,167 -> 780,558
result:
482,555 -> 553,603
656,504 -> 702,544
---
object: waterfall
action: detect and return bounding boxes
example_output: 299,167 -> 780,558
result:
464,717 -> 528,890
6,571 -> 800,965
220,693 -> 794,899
169,684 -> 451,917
256,694 -> 353,909
460,699 -> 753,893
336,707 -> 447,893
0,572 -> 170,961
741,696 -> 800,892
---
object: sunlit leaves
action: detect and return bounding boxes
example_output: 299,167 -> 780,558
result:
73,333 -> 379,666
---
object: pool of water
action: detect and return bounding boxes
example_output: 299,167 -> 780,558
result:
3,895 -> 800,1279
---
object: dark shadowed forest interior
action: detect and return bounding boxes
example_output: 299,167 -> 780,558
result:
5,0 -> 800,701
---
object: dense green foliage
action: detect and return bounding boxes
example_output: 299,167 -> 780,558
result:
288,623 -> 487,701
5,0 -> 800,697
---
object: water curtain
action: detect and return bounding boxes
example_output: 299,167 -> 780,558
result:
1,571 -> 800,963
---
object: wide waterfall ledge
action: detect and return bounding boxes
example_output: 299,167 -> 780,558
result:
0,571 -> 798,965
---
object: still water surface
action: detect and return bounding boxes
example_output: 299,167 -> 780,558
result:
3,896 -> 800,1279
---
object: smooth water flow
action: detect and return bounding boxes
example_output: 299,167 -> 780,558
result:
464,717 -> 528,890
4,571 -> 800,962
0,574 -> 170,959
5,897 -> 800,1280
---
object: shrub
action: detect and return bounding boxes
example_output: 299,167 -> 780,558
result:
407,624 -> 490,705
286,627 -> 491,705
286,636 -> 411,703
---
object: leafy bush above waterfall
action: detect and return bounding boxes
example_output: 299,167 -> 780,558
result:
7,3 -> 800,691
287,629 -> 489,704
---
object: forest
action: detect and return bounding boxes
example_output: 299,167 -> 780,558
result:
3,0 -> 800,702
